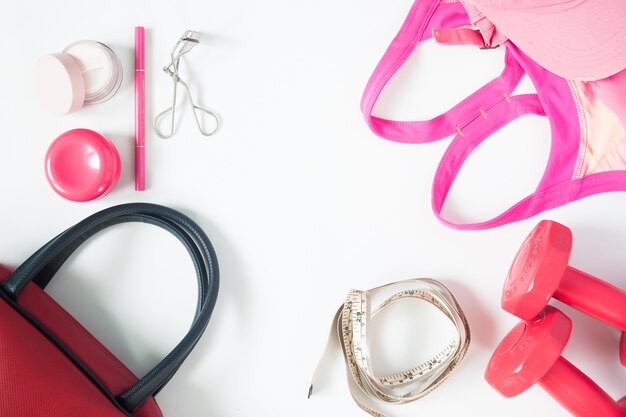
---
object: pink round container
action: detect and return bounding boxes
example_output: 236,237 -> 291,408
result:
45,129 -> 121,202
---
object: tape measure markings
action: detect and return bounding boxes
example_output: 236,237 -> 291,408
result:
310,278 -> 471,417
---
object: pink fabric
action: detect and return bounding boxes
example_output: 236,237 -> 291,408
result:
459,1 -> 508,48
571,70 -> 626,176
466,0 -> 626,80
360,0 -> 524,144
361,0 -> 626,230
431,94 -> 546,230
505,44 -> 580,190
432,28 -> 487,48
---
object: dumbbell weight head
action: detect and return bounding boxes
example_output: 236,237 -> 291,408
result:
502,220 -> 572,320
485,306 -> 571,397
487,307 -> 626,417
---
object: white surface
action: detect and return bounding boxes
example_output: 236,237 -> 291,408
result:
2,1 -> 626,416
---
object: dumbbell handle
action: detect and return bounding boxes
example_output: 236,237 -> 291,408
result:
539,356 -> 625,417
554,267 -> 626,331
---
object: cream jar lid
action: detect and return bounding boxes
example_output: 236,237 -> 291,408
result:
35,53 -> 85,115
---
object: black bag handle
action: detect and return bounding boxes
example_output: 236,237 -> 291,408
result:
0,203 -> 219,412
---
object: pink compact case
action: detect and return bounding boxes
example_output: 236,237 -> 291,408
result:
45,129 -> 121,202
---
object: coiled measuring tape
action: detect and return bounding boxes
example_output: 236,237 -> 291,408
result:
309,278 -> 471,417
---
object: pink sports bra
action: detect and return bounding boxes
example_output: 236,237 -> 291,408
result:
361,0 -> 626,230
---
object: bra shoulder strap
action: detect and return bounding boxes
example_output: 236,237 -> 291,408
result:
431,94 -> 553,229
361,0 -> 524,143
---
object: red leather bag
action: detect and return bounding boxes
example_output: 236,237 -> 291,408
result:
0,203 -> 219,416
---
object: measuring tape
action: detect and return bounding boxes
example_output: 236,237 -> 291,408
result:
309,278 -> 471,417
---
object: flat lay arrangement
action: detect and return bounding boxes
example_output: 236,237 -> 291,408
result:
2,1 -> 626,416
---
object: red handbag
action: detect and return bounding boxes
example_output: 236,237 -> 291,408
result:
0,203 -> 219,416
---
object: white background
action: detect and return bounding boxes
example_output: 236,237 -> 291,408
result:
2,1 -> 626,416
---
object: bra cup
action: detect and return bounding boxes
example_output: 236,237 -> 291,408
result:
570,70 -> 626,177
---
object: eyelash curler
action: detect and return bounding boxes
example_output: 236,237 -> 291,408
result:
153,30 -> 220,139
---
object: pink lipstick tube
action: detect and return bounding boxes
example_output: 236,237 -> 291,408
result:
135,26 -> 146,191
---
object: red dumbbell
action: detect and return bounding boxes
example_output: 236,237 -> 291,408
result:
485,306 -> 626,417
502,220 -> 626,364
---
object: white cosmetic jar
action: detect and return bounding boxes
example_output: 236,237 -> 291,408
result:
35,40 -> 123,115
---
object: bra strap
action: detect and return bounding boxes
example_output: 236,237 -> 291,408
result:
360,0 -> 525,143
431,94 -> 552,229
